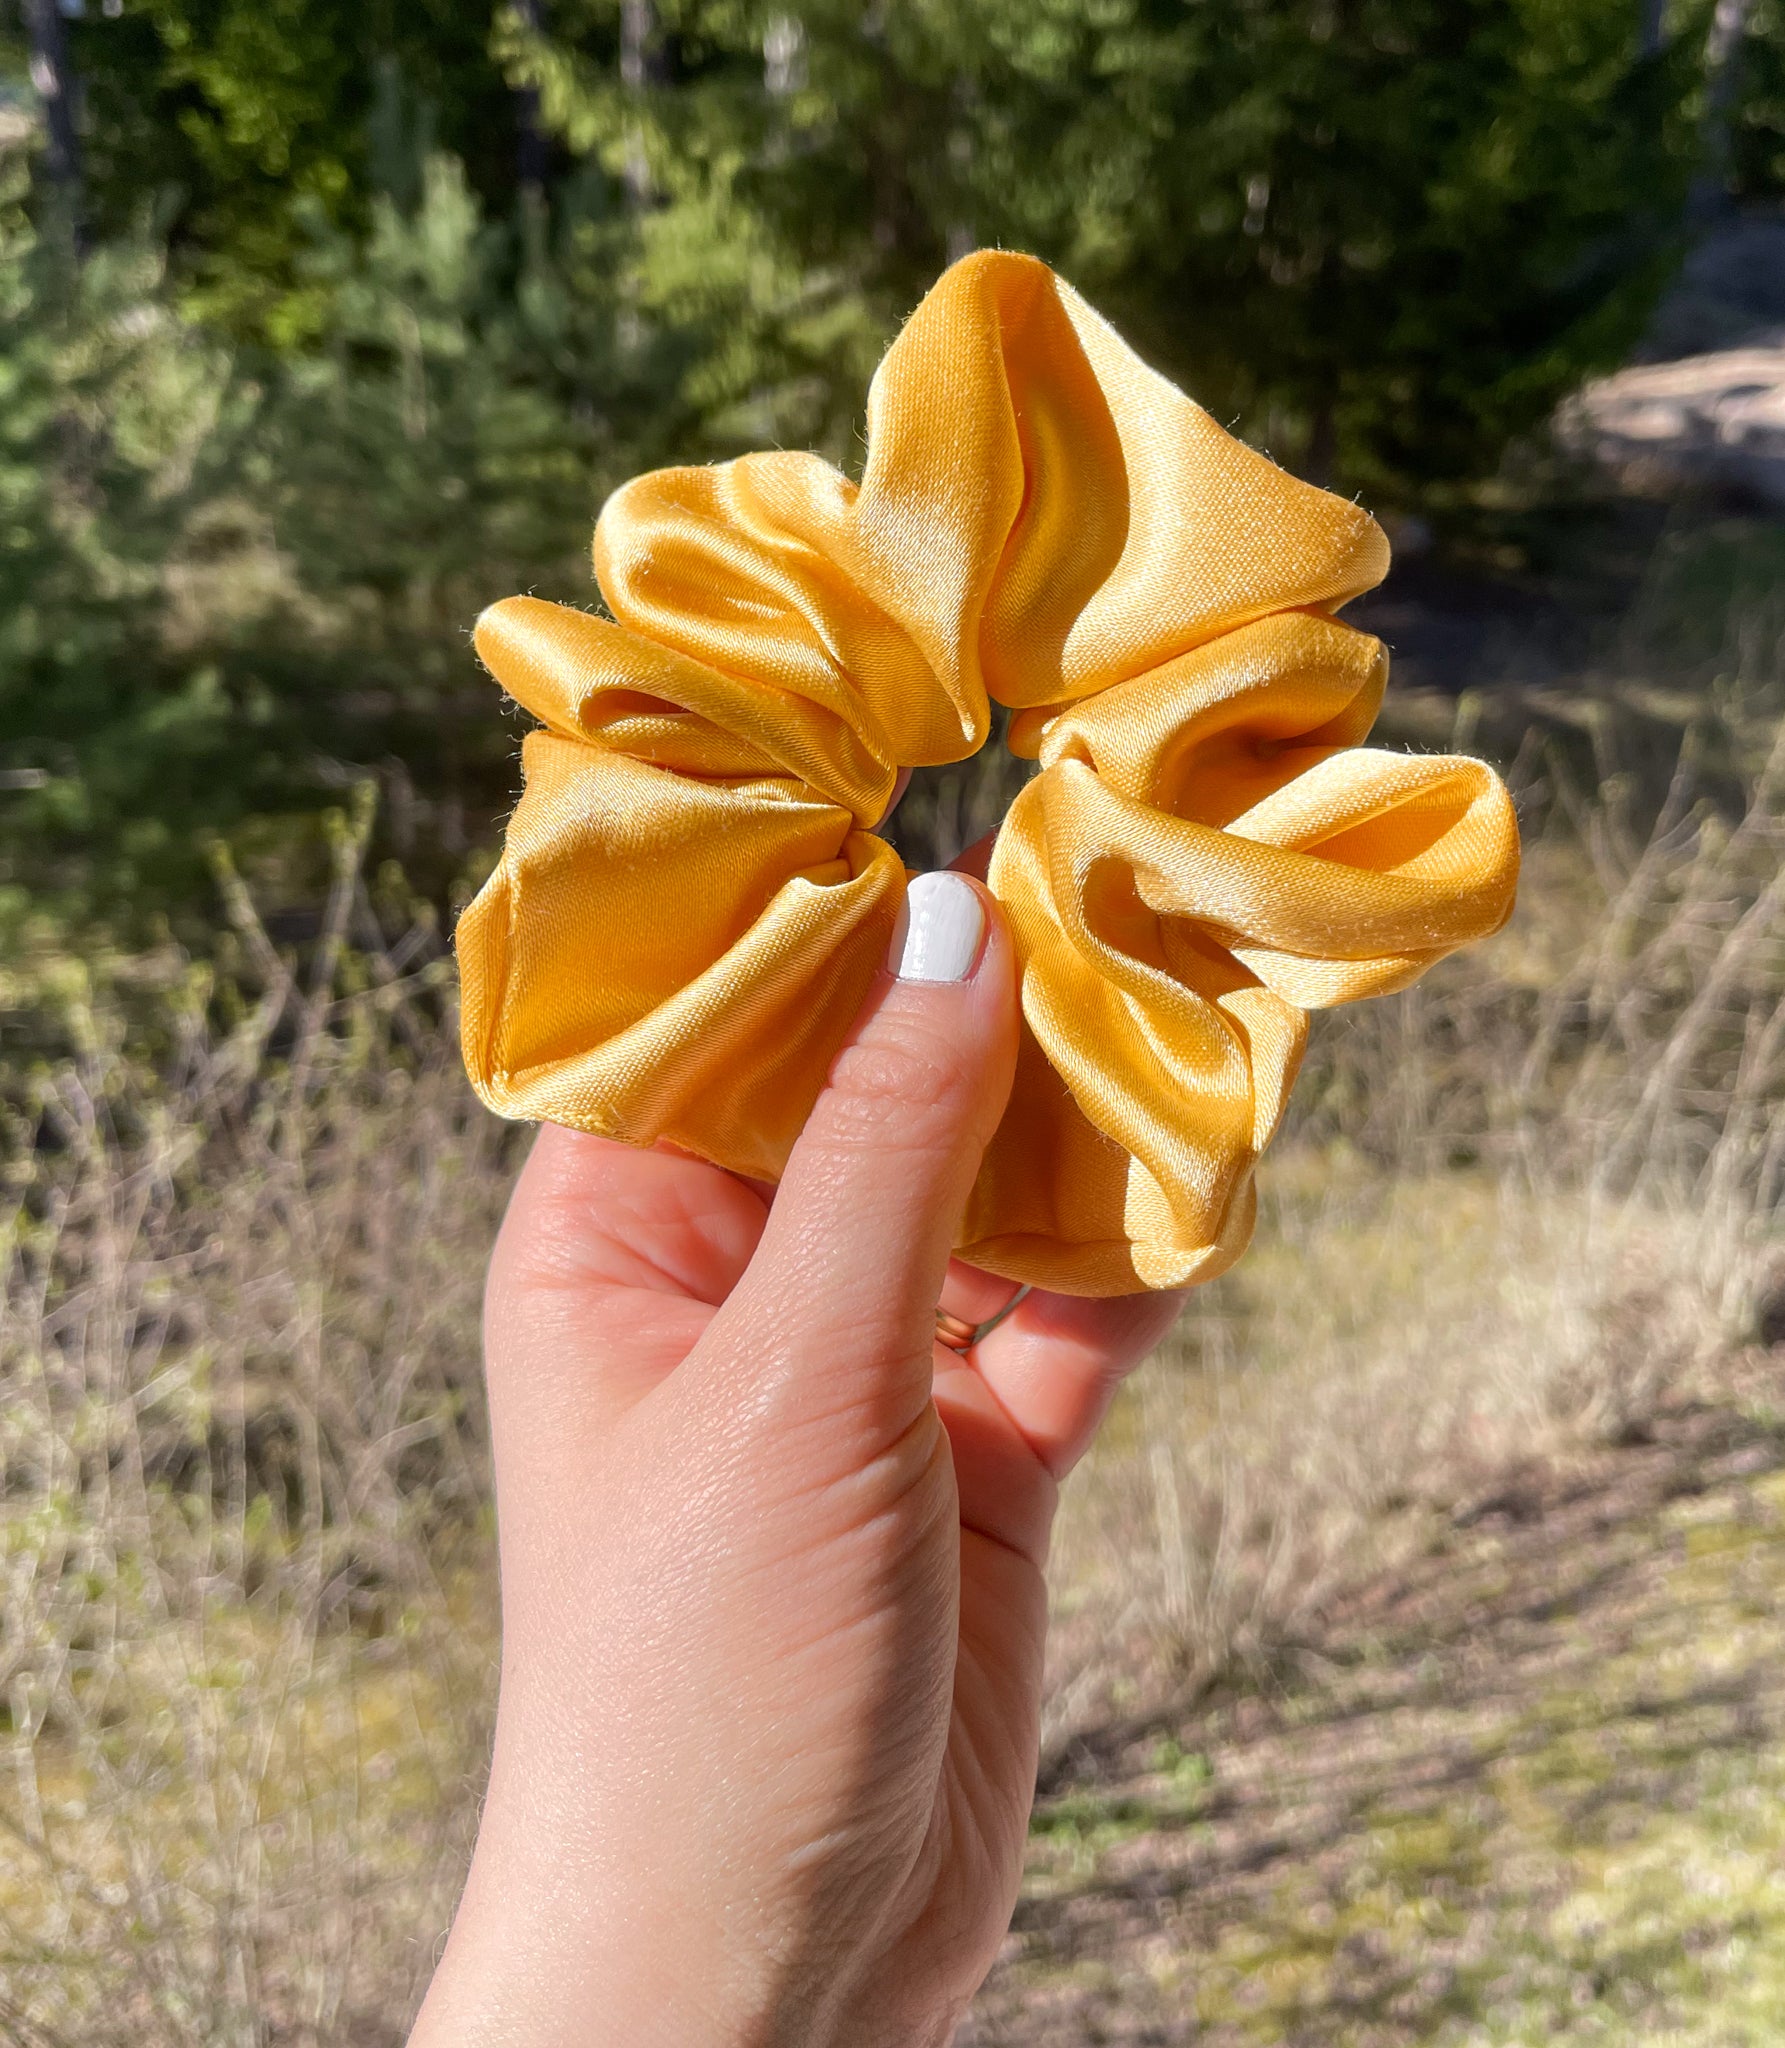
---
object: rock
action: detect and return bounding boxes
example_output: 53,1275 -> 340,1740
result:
1558,211 -> 1785,508
1560,340 -> 1785,508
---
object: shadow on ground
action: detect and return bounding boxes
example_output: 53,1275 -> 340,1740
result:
966,1356 -> 1785,2045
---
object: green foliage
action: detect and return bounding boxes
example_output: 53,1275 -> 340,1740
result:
992,0 -> 1697,501
0,153 -> 247,930
0,0 -> 1756,952
515,0 -> 1699,501
1731,0 -> 1785,199
60,0 -> 525,339
0,135 -> 681,941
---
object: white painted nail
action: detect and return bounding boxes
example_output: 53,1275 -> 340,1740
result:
891,872 -> 985,984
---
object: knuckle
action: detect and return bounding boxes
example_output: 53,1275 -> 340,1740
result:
820,1024 -> 969,1145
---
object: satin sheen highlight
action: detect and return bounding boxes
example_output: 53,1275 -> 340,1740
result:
457,251 -> 1520,1295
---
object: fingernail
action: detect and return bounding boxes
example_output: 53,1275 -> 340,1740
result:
890,872 -> 986,983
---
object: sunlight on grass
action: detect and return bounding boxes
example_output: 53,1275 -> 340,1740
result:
6,675 -> 1785,2038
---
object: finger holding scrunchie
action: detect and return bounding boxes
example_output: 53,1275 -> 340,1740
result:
456,250 -> 1520,1295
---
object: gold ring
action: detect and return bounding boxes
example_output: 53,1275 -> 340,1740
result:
935,1309 -> 980,1353
933,1286 -> 1032,1355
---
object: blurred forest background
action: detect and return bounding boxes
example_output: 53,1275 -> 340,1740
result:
1,0 -> 1779,957
6,3 -> 1785,2043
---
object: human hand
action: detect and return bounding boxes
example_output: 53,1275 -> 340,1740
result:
411,871 -> 1182,2047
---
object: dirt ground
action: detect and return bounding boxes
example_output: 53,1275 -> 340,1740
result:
965,1351 -> 1785,2046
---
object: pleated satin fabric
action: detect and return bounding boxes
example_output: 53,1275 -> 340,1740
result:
458,251 -> 1520,1295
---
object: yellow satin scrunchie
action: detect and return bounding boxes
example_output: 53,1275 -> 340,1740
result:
457,251 -> 1519,1296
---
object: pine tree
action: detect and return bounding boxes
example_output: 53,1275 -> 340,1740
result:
516,0 -> 1701,502
55,0 -> 523,337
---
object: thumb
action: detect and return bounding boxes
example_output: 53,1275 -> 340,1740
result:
700,871 -> 1018,1436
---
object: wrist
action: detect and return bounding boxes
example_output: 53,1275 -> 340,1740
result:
412,1865 -> 966,2048
411,1855 -> 777,2048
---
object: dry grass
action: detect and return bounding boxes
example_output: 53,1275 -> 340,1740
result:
1048,695 -> 1785,1744
0,798 -> 509,2045
2,686 -> 1783,2041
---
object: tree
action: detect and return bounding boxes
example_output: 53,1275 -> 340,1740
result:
998,0 -> 1700,501
57,0 -> 523,337
0,141 -> 689,934
514,0 -> 1701,503
20,0 -> 81,218
1726,0 -> 1785,198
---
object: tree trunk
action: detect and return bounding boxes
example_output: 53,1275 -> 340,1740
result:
1692,0 -> 1754,218
1639,0 -> 1668,57
620,0 -> 664,208
23,0 -> 83,221
512,0 -> 549,192
1305,397 -> 1337,491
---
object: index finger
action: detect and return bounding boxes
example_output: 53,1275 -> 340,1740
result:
958,1282 -> 1185,1478
485,1125 -> 771,1432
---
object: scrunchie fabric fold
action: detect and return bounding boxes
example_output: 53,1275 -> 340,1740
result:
458,251 -> 1519,1295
